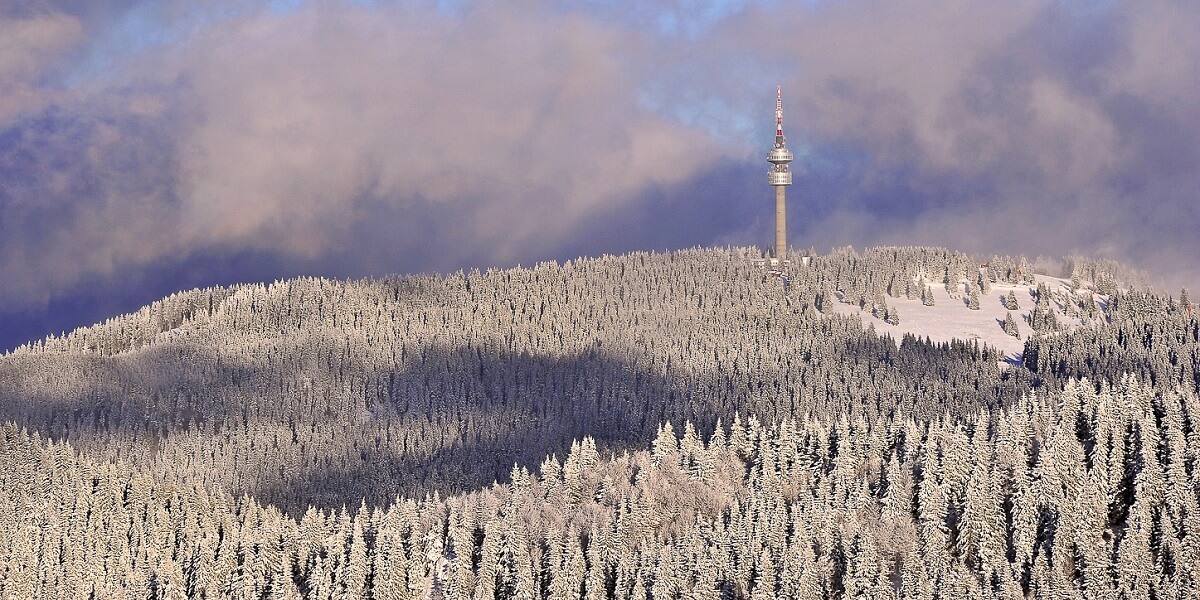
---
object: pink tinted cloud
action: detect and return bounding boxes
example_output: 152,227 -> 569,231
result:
0,12 -> 84,123
164,3 -> 722,258
696,0 -> 1200,289
0,2 -> 725,308
3,0 -> 1200,313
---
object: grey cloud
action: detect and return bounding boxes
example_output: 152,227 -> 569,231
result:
0,1 -> 727,311
0,12 -> 84,123
4,0 -> 1200,336
0,104 -> 181,306
161,2 -> 724,257
686,0 -> 1200,290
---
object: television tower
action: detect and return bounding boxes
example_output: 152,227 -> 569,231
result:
767,85 -> 793,264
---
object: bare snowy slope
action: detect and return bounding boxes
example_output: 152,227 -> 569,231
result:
828,274 -> 1102,361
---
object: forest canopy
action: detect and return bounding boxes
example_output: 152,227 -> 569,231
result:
0,246 -> 1196,598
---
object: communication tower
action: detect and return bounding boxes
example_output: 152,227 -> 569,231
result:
767,86 -> 793,265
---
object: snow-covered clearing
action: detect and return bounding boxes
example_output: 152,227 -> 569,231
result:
826,274 -> 1092,363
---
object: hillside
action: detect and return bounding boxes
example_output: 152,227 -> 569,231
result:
1,246 -> 1199,598
0,247 -> 1046,509
4,377 -> 1198,598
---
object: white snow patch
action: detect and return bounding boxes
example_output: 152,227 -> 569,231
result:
157,327 -> 189,341
826,274 -> 1095,364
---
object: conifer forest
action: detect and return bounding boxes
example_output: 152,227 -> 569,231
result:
3,246 -> 1200,598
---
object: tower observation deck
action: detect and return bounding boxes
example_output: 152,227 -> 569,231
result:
767,86 -> 793,263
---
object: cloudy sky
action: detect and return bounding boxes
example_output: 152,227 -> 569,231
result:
2,0 -> 1197,349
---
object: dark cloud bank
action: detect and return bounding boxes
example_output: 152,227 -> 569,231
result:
2,0 -> 1198,350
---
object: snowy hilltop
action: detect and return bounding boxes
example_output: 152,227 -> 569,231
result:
0,246 -> 1197,598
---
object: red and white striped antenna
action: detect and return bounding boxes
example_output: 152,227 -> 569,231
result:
775,85 -> 784,137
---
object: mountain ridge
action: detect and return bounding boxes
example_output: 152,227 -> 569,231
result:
2,245 -> 1199,597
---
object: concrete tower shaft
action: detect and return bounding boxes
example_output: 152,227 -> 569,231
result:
767,86 -> 793,261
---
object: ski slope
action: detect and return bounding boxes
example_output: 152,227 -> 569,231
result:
827,274 -> 1094,363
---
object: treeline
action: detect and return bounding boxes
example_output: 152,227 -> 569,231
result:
0,248 -> 1037,511
4,378 -> 1198,598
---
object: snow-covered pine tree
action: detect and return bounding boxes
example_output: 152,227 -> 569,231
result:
1029,284 -> 1059,333
1003,312 -> 1019,337
977,271 -> 992,296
